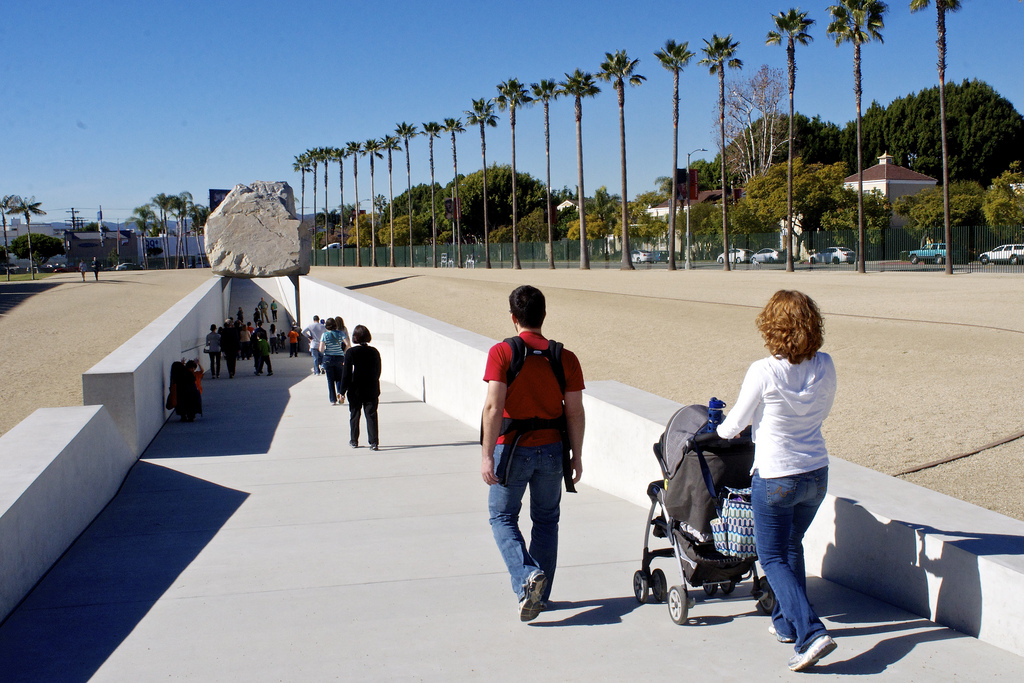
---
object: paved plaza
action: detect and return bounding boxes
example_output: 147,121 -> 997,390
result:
0,281 -> 1023,681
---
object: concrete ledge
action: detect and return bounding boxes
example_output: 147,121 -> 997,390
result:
82,277 -> 228,455
297,276 -> 1024,657
0,406 -> 134,620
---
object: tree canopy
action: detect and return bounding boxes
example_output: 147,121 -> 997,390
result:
11,234 -> 65,264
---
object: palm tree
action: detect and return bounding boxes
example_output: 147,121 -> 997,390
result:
346,141 -> 364,266
768,9 -> 815,273
308,148 -> 320,252
654,40 -> 695,272
911,0 -> 961,276
364,138 -> 384,266
598,50 -> 646,271
321,147 -> 332,249
171,191 -> 194,268
699,34 -> 743,272
530,80 -> 561,269
151,192 -> 175,269
381,135 -> 402,266
558,69 -> 601,270
466,98 -> 499,268
129,204 -> 156,269
443,117 -> 466,266
422,122 -> 443,267
829,0 -> 888,274
293,152 -> 311,228
395,122 -> 420,267
496,78 -> 534,269
6,196 -> 46,280
2,194 -> 18,281
335,147 -> 349,256
188,202 -> 211,267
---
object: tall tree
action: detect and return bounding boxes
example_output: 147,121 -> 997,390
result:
151,192 -> 175,269
700,34 -> 743,271
768,8 -> 815,273
336,147 -> 349,255
466,98 -> 499,268
443,117 -> 466,266
422,122 -> 443,267
530,79 -> 561,269
321,147 -> 330,250
496,78 -> 534,269
2,194 -> 17,281
5,196 -> 45,279
171,191 -> 193,268
828,0 -> 888,274
654,40 -> 695,271
346,141 -> 364,266
558,69 -> 602,269
382,135 -> 402,267
364,139 -> 384,266
293,152 -> 311,228
395,122 -> 420,267
911,0 -> 961,275
308,149 -> 320,254
598,50 -> 646,270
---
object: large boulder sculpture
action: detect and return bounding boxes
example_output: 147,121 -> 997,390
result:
205,181 -> 311,277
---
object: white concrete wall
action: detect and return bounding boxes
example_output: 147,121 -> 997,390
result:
251,276 -> 298,324
82,276 -> 227,456
0,406 -> 135,619
297,275 -> 1024,657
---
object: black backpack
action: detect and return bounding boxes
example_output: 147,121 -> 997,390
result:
492,336 -> 575,493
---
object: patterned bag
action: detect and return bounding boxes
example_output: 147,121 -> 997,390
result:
710,487 -> 757,558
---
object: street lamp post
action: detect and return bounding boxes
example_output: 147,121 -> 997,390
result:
685,148 -> 708,270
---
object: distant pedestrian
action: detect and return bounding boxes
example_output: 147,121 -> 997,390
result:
205,324 -> 222,379
253,305 -> 262,325
79,261 -> 87,281
258,297 -> 269,323
340,325 -> 382,450
236,306 -> 244,322
288,326 -> 300,357
239,322 -> 252,360
303,315 -> 327,375
220,319 -> 240,378
92,257 -> 100,281
270,299 -> 279,322
269,323 -> 278,353
254,333 -> 273,376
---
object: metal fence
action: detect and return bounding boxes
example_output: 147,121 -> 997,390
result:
311,225 -> 1024,272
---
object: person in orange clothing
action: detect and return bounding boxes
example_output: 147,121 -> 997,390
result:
288,325 -> 300,357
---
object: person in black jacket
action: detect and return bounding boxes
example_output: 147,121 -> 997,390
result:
219,318 -> 240,378
340,325 -> 382,450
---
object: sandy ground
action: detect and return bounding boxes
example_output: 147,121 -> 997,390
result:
311,266 -> 1024,521
2,266 -> 1022,520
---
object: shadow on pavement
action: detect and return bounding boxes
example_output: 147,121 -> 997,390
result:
0,281 -> 62,317
0,462 -> 249,682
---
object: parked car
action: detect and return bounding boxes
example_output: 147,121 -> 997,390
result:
321,243 -> 343,251
716,248 -> 753,264
977,244 -> 1024,265
631,249 -> 655,263
115,263 -> 144,270
810,246 -> 856,264
908,243 -> 949,264
751,248 -> 781,264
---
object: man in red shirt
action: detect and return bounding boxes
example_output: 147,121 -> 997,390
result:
481,285 -> 585,622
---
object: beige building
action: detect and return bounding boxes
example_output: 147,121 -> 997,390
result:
844,153 -> 937,227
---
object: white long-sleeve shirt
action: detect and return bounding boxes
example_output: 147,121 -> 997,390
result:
717,352 -> 836,478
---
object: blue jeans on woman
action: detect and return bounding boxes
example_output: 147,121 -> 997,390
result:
752,466 -> 829,653
488,442 -> 562,601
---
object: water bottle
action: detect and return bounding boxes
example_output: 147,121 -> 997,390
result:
705,397 -> 726,432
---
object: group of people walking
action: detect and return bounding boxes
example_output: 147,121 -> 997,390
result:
206,318 -> 276,379
302,314 -> 382,450
480,285 -> 835,672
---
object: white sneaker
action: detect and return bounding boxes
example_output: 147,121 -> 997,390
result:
788,634 -> 836,672
769,623 -> 796,643
518,571 -> 547,622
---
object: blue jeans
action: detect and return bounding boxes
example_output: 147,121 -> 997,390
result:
310,347 -> 324,374
488,442 -> 562,601
752,466 -> 829,653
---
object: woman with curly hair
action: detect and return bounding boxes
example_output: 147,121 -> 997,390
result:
716,290 -> 837,672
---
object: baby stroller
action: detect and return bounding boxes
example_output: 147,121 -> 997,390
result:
632,401 -> 776,624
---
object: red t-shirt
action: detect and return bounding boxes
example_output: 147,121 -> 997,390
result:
483,330 -> 584,447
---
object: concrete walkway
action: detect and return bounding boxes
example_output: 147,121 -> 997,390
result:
1,292 -> 1023,680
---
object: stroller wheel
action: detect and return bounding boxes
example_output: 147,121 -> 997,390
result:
756,579 -> 776,615
667,586 -> 690,625
650,568 -> 668,603
703,583 -> 719,597
633,570 -> 650,604
722,580 -> 737,595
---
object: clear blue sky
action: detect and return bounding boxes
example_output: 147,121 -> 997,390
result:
3,0 -> 1022,224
